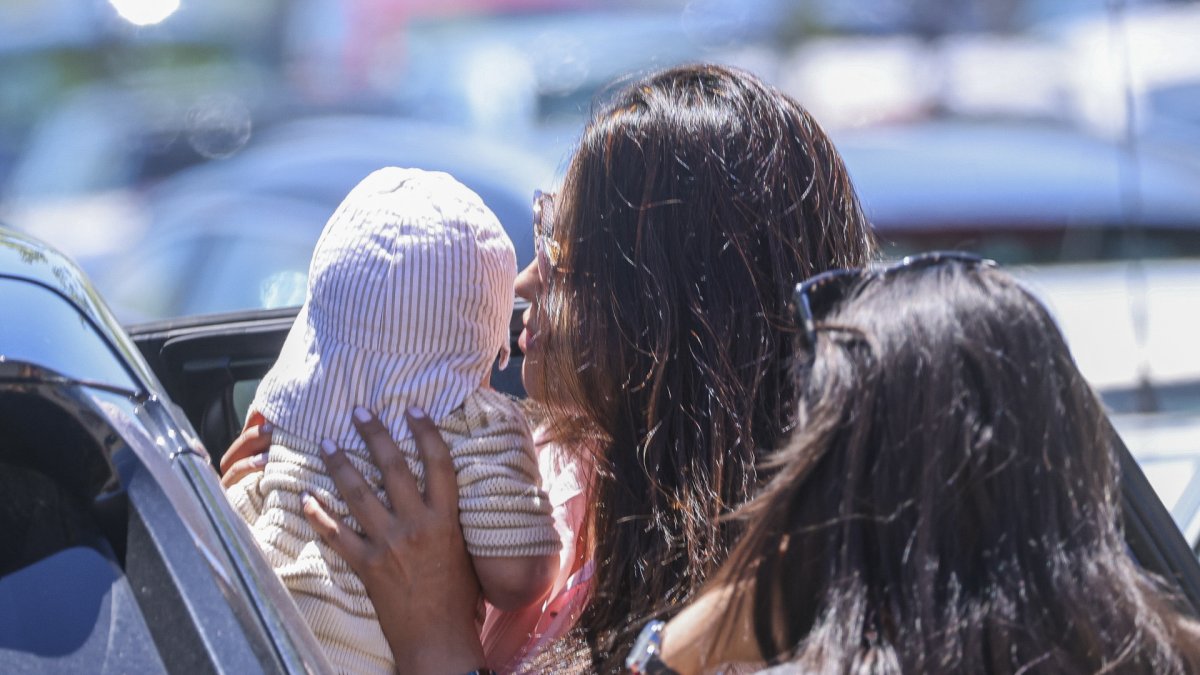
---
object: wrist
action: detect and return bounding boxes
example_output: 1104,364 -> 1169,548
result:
386,623 -> 485,675
396,648 -> 486,675
626,619 -> 682,675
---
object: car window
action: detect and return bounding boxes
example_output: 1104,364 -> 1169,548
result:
0,278 -> 138,391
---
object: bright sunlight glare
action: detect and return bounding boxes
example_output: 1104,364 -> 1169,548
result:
109,0 -> 181,27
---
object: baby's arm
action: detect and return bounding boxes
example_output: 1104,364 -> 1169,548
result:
451,391 -> 562,610
473,553 -> 559,612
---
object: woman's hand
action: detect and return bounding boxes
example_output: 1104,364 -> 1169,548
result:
301,406 -> 486,675
219,411 -> 272,488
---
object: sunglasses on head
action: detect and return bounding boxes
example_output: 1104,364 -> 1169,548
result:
793,251 -> 997,350
533,190 -> 560,282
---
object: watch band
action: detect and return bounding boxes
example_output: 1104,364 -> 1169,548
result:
625,619 -> 681,675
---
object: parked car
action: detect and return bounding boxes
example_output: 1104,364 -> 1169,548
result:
2,222 -> 1199,670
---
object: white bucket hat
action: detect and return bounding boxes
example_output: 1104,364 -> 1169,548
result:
251,167 -> 517,451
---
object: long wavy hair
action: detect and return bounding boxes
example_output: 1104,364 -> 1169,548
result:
715,261 -> 1200,673
538,63 -> 876,669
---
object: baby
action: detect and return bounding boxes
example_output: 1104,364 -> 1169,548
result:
226,168 -> 560,674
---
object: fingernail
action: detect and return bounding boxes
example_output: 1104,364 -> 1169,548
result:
353,406 -> 372,424
406,405 -> 426,420
250,452 -> 269,468
260,422 -> 273,434
320,439 -> 338,456
301,491 -> 315,508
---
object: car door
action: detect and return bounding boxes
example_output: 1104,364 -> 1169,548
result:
0,230 -> 332,673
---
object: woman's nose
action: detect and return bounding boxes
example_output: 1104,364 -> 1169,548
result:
514,259 -> 541,301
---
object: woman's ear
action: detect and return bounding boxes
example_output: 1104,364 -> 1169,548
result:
244,410 -> 266,433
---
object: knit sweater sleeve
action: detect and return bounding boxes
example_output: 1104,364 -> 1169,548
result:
446,389 -> 561,558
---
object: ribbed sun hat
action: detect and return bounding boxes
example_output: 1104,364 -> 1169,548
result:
251,167 -> 517,452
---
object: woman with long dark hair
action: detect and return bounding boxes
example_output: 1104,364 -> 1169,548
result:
222,63 -> 876,673
651,255 -> 1200,674
530,62 -> 874,670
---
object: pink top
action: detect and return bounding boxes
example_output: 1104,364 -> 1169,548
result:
480,429 -> 594,671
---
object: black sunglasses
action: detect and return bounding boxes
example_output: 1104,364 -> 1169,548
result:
793,251 -> 997,349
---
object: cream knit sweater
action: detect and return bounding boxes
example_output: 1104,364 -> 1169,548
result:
227,388 -> 559,675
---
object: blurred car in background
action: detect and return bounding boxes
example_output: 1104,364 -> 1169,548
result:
836,120 -> 1200,547
839,120 -> 1200,261
93,115 -> 557,321
0,0 -> 293,264
0,71 -> 285,271
389,4 -> 789,164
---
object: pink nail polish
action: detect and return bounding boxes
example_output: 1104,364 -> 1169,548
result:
353,406 -> 372,423
320,439 -> 338,456
406,405 -> 426,420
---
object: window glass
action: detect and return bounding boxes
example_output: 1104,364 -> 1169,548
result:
0,279 -> 137,391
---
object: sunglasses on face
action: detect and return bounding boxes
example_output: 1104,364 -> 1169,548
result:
793,251 -> 997,350
533,190 -> 560,282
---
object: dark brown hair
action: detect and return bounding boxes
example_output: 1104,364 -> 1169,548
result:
718,261 -> 1200,673
539,63 -> 876,669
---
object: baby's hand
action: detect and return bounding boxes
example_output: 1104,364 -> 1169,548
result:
219,411 -> 272,488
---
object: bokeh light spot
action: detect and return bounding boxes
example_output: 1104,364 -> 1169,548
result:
109,0 -> 180,27
186,94 -> 253,160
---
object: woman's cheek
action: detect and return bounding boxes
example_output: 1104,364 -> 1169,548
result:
521,347 -> 545,403
520,319 -> 547,402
